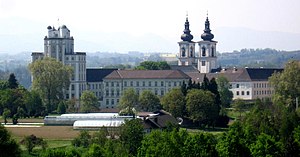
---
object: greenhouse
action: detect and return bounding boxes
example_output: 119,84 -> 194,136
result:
73,118 -> 131,133
44,113 -> 132,126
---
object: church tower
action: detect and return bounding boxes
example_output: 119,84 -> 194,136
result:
197,15 -> 217,73
44,25 -> 74,65
178,15 -> 196,66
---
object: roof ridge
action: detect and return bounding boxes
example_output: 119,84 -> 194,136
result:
116,70 -> 122,78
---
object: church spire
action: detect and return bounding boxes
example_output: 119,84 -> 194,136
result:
201,13 -> 214,41
181,14 -> 193,42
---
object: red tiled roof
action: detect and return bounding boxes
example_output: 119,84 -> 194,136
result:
104,70 -> 191,79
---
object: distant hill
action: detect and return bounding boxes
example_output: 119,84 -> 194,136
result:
218,48 -> 300,68
0,18 -> 300,53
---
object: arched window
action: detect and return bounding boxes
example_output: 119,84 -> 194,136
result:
181,47 -> 186,57
211,47 -> 215,57
190,46 -> 193,57
202,47 -> 206,56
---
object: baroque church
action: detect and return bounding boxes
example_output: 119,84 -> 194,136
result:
177,15 -> 217,74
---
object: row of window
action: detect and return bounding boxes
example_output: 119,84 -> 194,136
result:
89,83 -> 101,90
105,88 -> 166,97
106,81 -> 183,87
105,98 -> 119,106
253,90 -> 274,95
236,91 -> 250,96
66,56 -> 85,61
105,89 -> 120,97
234,83 -> 251,89
253,83 -> 271,88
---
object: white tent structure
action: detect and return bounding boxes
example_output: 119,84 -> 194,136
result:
73,118 -> 129,130
44,113 -> 132,126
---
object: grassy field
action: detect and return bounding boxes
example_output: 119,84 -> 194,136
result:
7,126 -> 79,140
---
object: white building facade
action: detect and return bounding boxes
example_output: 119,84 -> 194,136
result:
32,25 -> 87,101
102,70 -> 190,108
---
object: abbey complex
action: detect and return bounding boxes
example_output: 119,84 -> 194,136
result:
31,16 -> 282,108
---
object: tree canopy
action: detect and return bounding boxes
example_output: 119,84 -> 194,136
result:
80,90 -> 99,113
186,89 -> 217,126
161,88 -> 186,118
216,75 -> 233,108
135,61 -> 171,70
29,57 -> 73,113
138,90 -> 161,112
0,125 -> 21,157
269,60 -> 300,110
118,88 -> 139,114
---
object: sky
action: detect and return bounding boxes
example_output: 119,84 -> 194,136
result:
0,0 -> 300,53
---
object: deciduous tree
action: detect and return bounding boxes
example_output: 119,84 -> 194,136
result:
269,61 -> 300,110
80,90 -> 99,113
186,89 -> 217,126
161,88 -> 185,118
120,119 -> 144,155
216,75 -> 233,108
0,125 -> 21,157
138,90 -> 161,112
118,88 -> 139,114
29,57 -> 73,113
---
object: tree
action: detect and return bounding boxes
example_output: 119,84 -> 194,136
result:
91,127 -> 109,146
85,144 -> 104,157
250,133 -> 284,157
216,122 -> 251,157
182,132 -> 218,157
201,74 -> 210,90
120,119 -> 144,155
29,57 -> 73,113
0,125 -> 21,157
57,101 -> 66,114
157,61 -> 171,70
80,90 -> 99,113
161,88 -> 185,118
72,130 -> 91,148
181,81 -> 187,96
0,80 -> 9,90
24,90 -> 45,117
66,98 -> 77,113
232,98 -> 246,118
135,61 -> 171,70
0,88 -> 27,120
186,89 -> 217,127
20,134 -> 47,153
216,75 -> 233,108
8,73 -> 18,89
118,88 -> 139,114
2,108 -> 10,124
269,61 -> 300,110
138,90 -> 161,112
40,147 -> 82,157
138,129 -> 185,157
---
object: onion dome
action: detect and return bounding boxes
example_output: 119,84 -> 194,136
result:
181,16 -> 193,42
61,25 -> 67,29
201,16 -> 214,41
47,26 -> 52,30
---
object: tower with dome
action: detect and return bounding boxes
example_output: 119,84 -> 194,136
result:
32,25 -> 87,101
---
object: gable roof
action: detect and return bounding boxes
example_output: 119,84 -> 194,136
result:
86,68 -> 117,82
186,68 -> 283,83
245,68 -> 283,81
104,70 -> 191,79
